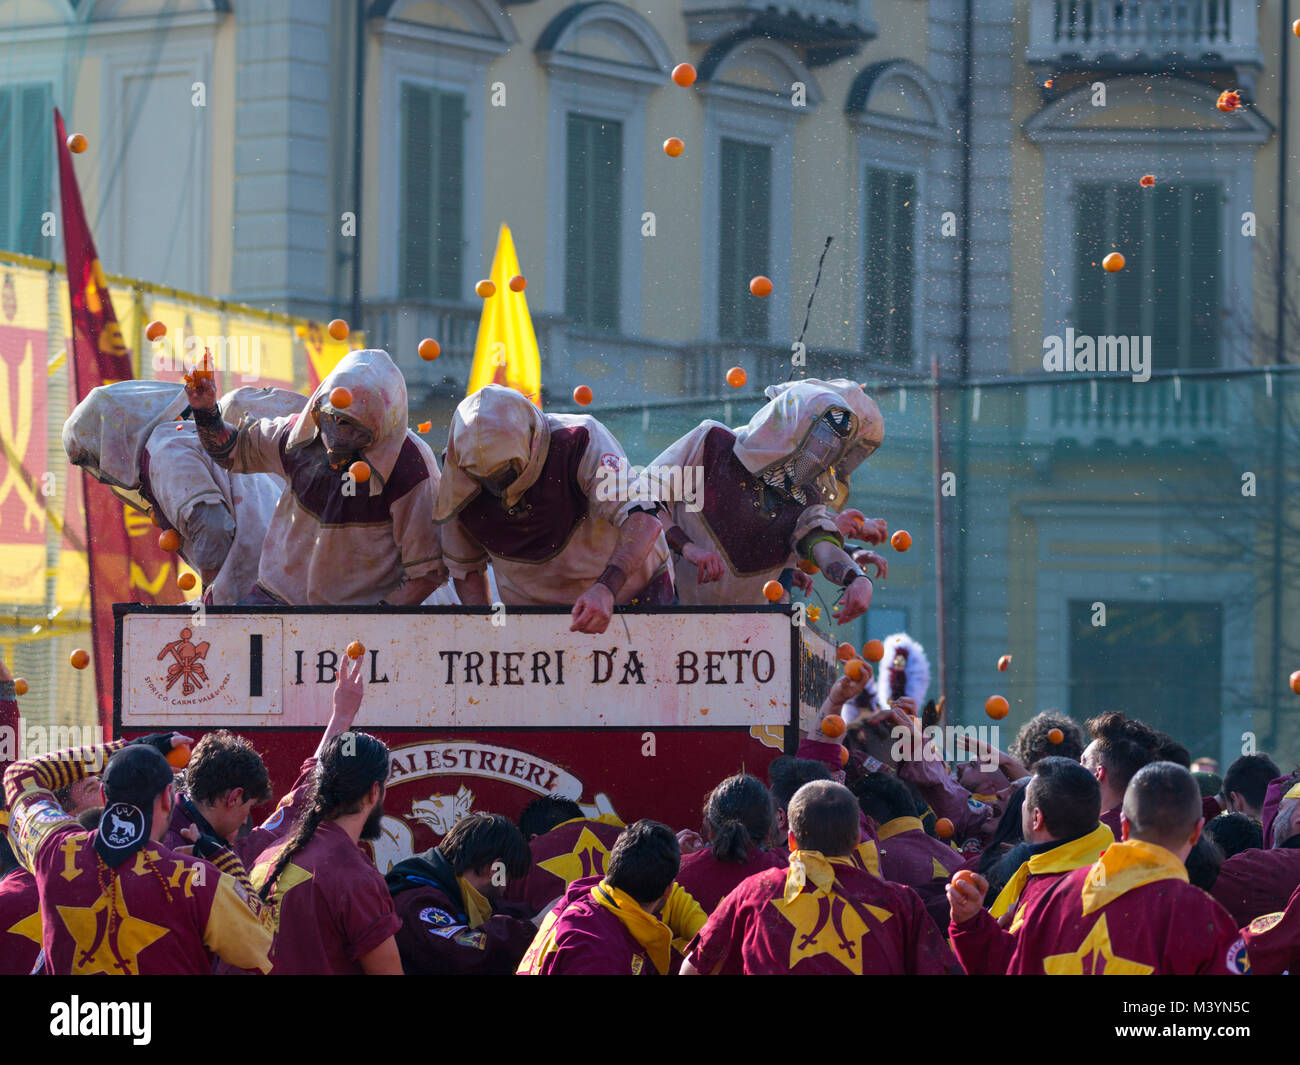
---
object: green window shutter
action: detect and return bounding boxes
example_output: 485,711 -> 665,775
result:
863,167 -> 916,366
565,114 -> 622,331
400,84 -> 464,300
718,138 -> 771,340
0,89 -> 12,253
0,84 -> 53,257
1074,182 -> 1108,341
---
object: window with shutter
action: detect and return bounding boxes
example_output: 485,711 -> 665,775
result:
1074,181 -> 1222,369
718,138 -> 771,341
863,166 -> 916,366
0,83 -> 53,258
400,83 -> 465,301
565,113 -> 622,332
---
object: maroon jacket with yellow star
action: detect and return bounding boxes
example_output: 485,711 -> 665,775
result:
0,868 -> 41,975
976,841 -> 1244,975
1241,881 -> 1300,975
3,740 -> 274,975
686,857 -> 959,975
504,817 -> 625,915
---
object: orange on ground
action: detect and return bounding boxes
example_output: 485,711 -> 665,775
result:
663,137 -> 684,158
762,580 -> 784,602
418,337 -> 440,361
863,639 -> 885,662
573,385 -> 593,406
1139,174 -> 1156,188
349,461 -> 371,484
145,320 -> 166,341
985,695 -> 1010,720
748,275 -> 773,298
329,386 -> 352,409
177,572 -> 197,592
166,743 -> 192,770
1048,728 -> 1065,744
67,133 -> 88,154
14,679 -> 28,696
475,279 -> 496,298
327,319 -> 349,341
798,559 -> 818,575
347,640 -> 365,660
891,529 -> 912,551
821,714 -> 846,738
935,818 -> 954,839
508,274 -> 527,292
672,62 -> 697,87
158,529 -> 181,552
725,366 -> 747,388
417,421 -> 432,433
1102,252 -> 1125,272
997,654 -> 1011,671
70,649 -> 90,670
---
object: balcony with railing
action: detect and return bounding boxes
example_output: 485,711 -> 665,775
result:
1027,0 -> 1262,80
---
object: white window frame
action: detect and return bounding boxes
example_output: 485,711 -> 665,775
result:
372,16 -> 511,303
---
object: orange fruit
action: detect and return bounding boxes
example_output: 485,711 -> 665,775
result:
671,62 -> 696,87
863,639 -> 884,662
1048,728 -> 1065,744
840,746 -> 850,766
158,529 -> 181,552
1102,252 -> 1125,273
67,133 -> 88,154
329,386 -> 352,410
1294,18 -> 1300,36
70,649 -> 90,670
418,337 -> 440,361
14,678 -> 28,696
997,654 -> 1011,671
762,580 -> 784,602
749,275 -> 773,298
821,714 -> 846,738
663,137 -> 684,158
952,868 -> 977,886
327,318 -> 349,341
725,366 -> 747,388
349,460 -> 371,484
985,695 -> 1010,720
177,572 -> 197,592
475,279 -> 496,298
807,606 -> 821,622
508,274 -> 527,292
346,640 -> 365,660
1290,670 -> 1300,695
935,817 -> 954,839
166,743 -> 192,770
145,320 -> 166,341
417,421 -> 432,433
1042,78 -> 1053,88
1139,174 -> 1156,188
836,642 -> 855,661
798,559 -> 818,575
573,385 -> 593,406
891,529 -> 912,551
844,659 -> 864,682
1216,89 -> 1241,113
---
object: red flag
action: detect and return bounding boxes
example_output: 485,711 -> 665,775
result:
55,108 -> 182,733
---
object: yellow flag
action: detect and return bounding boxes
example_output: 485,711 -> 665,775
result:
467,223 -> 542,407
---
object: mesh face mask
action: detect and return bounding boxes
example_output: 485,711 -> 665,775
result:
760,407 -> 854,504
316,405 -> 374,468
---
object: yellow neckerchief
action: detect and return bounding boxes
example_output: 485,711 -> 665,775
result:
1079,839 -> 1187,916
853,838 -> 881,877
592,879 -> 671,975
971,793 -> 999,805
877,816 -> 925,842
784,850 -> 857,904
991,823 -> 1115,920
457,876 -> 493,930
1285,780 -> 1300,801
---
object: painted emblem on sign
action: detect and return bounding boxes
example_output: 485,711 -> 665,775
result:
156,627 -> 211,695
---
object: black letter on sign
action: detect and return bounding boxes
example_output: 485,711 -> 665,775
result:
752,650 -> 775,683
677,650 -> 699,684
317,649 -> 339,685
592,649 -> 616,684
249,634 -> 263,697
619,650 -> 646,685
369,649 -> 389,683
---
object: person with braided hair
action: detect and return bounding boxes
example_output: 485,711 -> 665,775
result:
2,688 -> 274,974
229,729 -> 402,975
675,775 -> 785,914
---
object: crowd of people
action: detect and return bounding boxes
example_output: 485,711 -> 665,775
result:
4,357 -> 1296,975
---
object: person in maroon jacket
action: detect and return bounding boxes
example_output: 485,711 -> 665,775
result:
385,812 -> 536,974
0,812 -> 40,975
505,796 -> 625,916
676,775 -> 786,914
1081,711 -> 1159,837
1212,772 -> 1300,928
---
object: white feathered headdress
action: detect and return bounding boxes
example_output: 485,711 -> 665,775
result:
874,632 -> 930,713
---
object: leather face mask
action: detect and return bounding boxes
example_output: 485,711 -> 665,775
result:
316,407 -> 373,469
